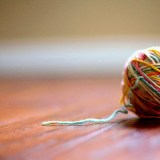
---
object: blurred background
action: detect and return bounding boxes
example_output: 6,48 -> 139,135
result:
0,0 -> 160,78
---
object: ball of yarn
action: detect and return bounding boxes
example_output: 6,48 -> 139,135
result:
121,47 -> 160,118
42,47 -> 160,126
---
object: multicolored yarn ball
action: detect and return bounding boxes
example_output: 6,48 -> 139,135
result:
42,47 -> 160,126
121,47 -> 160,118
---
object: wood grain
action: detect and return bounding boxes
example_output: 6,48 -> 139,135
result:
0,78 -> 160,160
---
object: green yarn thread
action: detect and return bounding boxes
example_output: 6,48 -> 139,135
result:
42,107 -> 128,126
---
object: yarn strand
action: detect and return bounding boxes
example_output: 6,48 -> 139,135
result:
42,107 -> 128,126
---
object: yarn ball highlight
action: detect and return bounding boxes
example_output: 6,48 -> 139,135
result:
121,47 -> 160,118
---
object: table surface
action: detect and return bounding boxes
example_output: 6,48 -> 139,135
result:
0,78 -> 160,160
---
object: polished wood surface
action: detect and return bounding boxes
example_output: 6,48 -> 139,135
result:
0,78 -> 160,160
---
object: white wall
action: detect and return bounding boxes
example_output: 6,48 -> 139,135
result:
0,37 -> 160,78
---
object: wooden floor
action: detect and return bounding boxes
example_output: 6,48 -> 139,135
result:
0,77 -> 160,160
